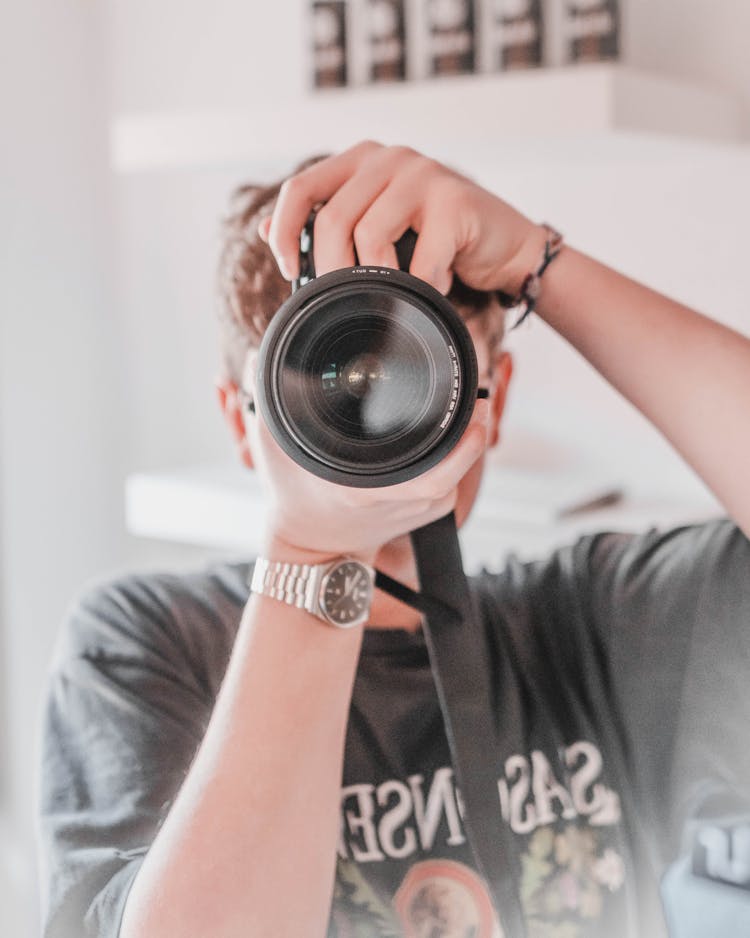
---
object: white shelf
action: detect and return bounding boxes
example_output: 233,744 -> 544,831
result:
110,64 -> 744,173
125,459 -> 723,573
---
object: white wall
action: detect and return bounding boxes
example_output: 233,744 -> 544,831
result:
474,139 -> 750,496
0,2 -> 128,933
626,0 -> 750,134
110,0 -> 308,113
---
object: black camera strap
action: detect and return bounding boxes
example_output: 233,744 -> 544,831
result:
375,528 -> 527,933
374,517 -> 525,936
411,514 -> 526,937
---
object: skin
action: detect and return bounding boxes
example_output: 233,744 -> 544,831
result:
254,141 -> 750,541
121,141 -> 750,938
218,309 -> 513,631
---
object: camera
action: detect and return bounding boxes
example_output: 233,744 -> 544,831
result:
255,220 -> 480,487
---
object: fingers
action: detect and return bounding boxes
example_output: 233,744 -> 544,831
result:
313,156 -> 406,274
408,203 -> 461,295
267,140 -> 382,279
418,399 -> 490,494
384,398 -> 490,504
252,393 -> 487,559
348,173 -> 425,271
265,141 -> 502,297
268,142 -> 462,281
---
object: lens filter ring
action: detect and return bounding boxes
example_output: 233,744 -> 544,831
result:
257,267 -> 478,488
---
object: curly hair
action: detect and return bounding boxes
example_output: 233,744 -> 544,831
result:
216,157 -> 504,383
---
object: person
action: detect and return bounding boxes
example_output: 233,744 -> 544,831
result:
37,141 -> 750,938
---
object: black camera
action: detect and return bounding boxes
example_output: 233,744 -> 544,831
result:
255,218 -> 480,487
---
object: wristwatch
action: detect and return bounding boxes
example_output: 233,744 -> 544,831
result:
250,556 -> 375,628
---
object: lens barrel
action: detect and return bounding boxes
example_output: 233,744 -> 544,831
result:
257,266 -> 478,487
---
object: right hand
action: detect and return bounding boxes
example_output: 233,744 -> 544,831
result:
241,359 -> 492,565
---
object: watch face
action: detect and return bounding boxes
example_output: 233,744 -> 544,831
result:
321,561 -> 373,627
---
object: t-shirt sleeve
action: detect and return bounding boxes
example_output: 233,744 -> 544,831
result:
38,574 -> 224,938
573,518 -> 750,932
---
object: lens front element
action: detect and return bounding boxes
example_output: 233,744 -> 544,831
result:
259,269 -> 478,487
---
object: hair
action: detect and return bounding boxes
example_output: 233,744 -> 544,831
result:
216,156 -> 505,384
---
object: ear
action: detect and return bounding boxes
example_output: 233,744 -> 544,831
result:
487,351 -> 513,448
214,376 -> 254,469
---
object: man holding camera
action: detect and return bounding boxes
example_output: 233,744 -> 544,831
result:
39,141 -> 750,938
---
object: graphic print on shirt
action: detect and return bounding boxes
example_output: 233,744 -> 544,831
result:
518,825 -> 626,937
395,859 -> 504,937
330,741 -> 627,938
331,857 -> 503,938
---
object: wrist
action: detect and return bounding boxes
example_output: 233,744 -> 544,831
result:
497,222 -> 550,297
262,534 -> 339,567
261,532 -> 377,568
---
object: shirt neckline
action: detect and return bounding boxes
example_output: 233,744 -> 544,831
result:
360,623 -> 427,655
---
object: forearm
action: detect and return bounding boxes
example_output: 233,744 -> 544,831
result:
527,237 -> 750,537
120,560 -> 361,938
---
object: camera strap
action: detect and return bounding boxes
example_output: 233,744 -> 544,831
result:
374,522 -> 526,936
408,514 -> 526,937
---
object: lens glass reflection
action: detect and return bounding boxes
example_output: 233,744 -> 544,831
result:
316,321 -> 433,440
272,285 -> 464,476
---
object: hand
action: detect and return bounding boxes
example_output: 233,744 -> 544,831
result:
261,140 -> 544,297
242,356 -> 492,565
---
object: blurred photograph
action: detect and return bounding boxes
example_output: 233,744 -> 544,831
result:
1,2 -> 749,937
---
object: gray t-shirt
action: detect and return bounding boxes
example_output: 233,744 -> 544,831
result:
37,519 -> 750,937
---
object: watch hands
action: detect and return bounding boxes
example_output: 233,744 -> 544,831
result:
331,571 -> 365,609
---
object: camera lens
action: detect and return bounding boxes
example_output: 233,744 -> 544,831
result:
258,269 -> 477,487
319,339 -> 427,439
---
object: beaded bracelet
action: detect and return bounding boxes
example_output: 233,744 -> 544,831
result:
496,224 -> 565,330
